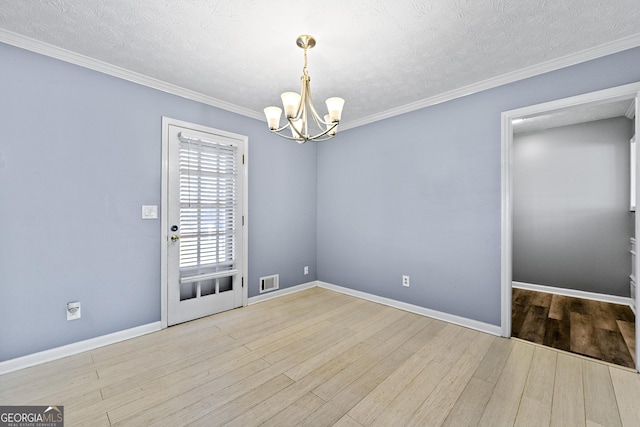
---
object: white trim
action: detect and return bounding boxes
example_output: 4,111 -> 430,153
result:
248,281 -> 318,305
0,322 -> 161,376
625,99 -> 636,119
501,111 -> 514,338
341,34 -> 640,131
317,281 -> 501,336
0,29 -> 262,121
2,28 -> 639,131
513,281 -> 633,307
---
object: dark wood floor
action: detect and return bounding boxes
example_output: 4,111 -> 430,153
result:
512,288 -> 636,369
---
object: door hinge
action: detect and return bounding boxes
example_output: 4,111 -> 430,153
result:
242,215 -> 245,226
242,154 -> 245,164
242,277 -> 244,288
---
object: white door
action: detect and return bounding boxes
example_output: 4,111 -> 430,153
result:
162,118 -> 247,326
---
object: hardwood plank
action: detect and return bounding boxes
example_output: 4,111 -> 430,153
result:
609,302 -> 635,323
472,336 -> 514,384
587,299 -> 618,331
548,294 -> 569,320
282,309 -> 407,381
568,297 -> 590,315
513,288 -> 532,306
514,395 -> 551,427
512,302 -> 529,337
522,345 -> 557,405
370,360 -> 449,426
569,312 -> 602,359
477,341 -> 535,426
582,360 -> 622,427
441,377 -> 494,426
529,290 -> 553,307
333,415 -> 365,427
610,366 -> 640,427
594,328 -> 635,369
404,332 -> 495,427
187,374 -> 294,426
310,315 -> 430,402
550,353 -> 585,427
616,319 -> 636,365
542,318 -> 571,352
518,304 -> 550,343
347,323 -> 464,426
298,348 -> 414,427
399,318 -> 447,354
260,392 -> 326,427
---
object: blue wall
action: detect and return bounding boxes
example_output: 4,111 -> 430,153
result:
0,42 -> 317,361
2,39 -> 639,361
317,47 -> 640,326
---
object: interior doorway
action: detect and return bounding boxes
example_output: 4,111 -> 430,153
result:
501,82 -> 640,371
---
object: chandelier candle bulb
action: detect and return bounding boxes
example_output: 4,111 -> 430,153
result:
291,118 -> 304,140
326,97 -> 345,122
264,107 -> 282,130
281,92 -> 301,118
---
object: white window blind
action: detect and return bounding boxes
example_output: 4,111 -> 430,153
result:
178,133 -> 238,282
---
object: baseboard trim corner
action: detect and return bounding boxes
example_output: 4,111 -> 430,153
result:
317,281 -> 501,336
0,322 -> 162,376
248,281 -> 318,305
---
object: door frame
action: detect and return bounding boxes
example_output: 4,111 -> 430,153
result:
160,117 -> 249,328
500,82 -> 640,371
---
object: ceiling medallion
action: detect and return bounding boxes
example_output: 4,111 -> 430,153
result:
264,35 -> 345,143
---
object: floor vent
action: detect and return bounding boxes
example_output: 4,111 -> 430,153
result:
260,274 -> 279,293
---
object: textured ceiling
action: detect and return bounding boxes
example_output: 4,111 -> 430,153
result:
0,0 -> 639,127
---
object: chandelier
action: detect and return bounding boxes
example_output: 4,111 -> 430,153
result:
263,35 -> 345,143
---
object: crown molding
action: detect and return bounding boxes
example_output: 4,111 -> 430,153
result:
340,33 -> 640,131
0,28 -> 263,121
2,28 -> 639,130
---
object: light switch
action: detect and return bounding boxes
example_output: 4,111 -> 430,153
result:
142,205 -> 158,219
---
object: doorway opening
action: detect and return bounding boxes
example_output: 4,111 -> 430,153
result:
501,82 -> 640,371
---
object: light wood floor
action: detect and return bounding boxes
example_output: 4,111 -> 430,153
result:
1,287 -> 640,426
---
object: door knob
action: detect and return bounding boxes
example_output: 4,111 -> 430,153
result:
171,235 -> 179,242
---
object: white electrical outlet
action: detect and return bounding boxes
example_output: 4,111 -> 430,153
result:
304,266 -> 309,275
402,275 -> 410,287
67,301 -> 81,320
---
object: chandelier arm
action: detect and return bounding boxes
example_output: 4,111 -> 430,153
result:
268,120 -> 292,133
269,129 -> 306,142
304,85 -> 331,126
269,121 -> 338,142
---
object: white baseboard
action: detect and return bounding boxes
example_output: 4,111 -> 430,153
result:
0,322 -> 161,376
512,281 -> 633,307
248,281 -> 318,305
317,281 -> 502,336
